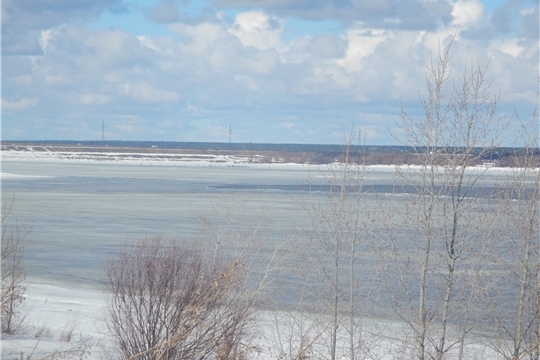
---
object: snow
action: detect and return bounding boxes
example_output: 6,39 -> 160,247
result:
1,283 -> 104,359
0,173 -> 53,179
1,282 -> 504,359
1,147 -> 521,175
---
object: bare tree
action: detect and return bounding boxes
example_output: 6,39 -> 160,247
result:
488,107 -> 540,360
102,236 -> 253,360
196,195 -> 285,298
1,199 -> 30,334
383,39 -> 505,360
295,129 -> 379,360
263,281 -> 329,360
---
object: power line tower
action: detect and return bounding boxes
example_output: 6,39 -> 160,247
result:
228,124 -> 231,146
102,120 -> 105,145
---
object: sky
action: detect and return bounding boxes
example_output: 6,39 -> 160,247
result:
2,0 -> 538,145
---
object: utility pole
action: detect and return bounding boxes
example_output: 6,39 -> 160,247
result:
229,124 -> 231,147
102,120 -> 105,145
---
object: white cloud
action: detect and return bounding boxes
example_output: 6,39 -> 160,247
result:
2,98 -> 39,110
234,75 -> 259,90
114,125 -> 144,132
520,7 -> 535,16
489,38 -> 524,57
1,5 -> 536,144
78,29 -> 151,71
278,122 -> 295,129
136,36 -> 169,54
170,22 -> 228,54
307,34 -> 348,59
359,125 -> 378,140
451,0 -> 485,27
384,17 -> 402,25
228,11 -> 287,53
39,29 -> 53,52
77,93 -> 110,105
337,26 -> 392,72
44,74 -> 71,86
118,82 -> 178,103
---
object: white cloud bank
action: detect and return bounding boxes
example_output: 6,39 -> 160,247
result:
2,0 -> 538,144
2,98 -> 39,110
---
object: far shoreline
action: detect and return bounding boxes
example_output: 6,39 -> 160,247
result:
1,143 -> 522,170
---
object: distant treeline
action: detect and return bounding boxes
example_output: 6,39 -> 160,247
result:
4,139 -> 402,153
3,140 -> 536,159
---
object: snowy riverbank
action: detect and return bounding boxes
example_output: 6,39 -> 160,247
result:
1,145 -> 515,175
2,282 -> 502,359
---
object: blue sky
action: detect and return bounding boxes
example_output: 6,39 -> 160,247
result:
2,0 -> 538,145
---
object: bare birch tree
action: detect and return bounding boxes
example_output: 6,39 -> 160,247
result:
296,129 -> 379,360
382,40 -> 504,360
488,107 -> 540,360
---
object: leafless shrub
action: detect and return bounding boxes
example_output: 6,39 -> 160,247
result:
58,315 -> 79,342
2,199 -> 31,334
102,235 -> 253,360
38,341 -> 91,360
262,277 -> 329,360
34,324 -> 54,339
21,338 -> 93,360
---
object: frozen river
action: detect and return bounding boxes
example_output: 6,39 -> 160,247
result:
1,158 -> 517,359
1,161 -> 319,288
1,160 -> 509,290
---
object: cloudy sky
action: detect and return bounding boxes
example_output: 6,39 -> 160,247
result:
2,0 -> 538,145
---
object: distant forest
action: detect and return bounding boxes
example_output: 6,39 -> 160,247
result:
4,139 -> 409,153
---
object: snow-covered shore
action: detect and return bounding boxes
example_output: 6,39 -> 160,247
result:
2,282 -> 501,360
1,146 -> 516,175
1,146 -> 324,173
1,283 -> 104,359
